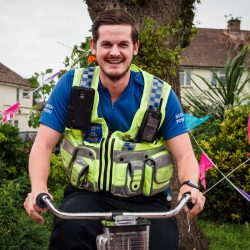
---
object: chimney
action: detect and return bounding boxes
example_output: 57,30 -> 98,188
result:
227,18 -> 241,33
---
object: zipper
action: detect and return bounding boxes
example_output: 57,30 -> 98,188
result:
108,138 -> 115,192
98,138 -> 105,190
103,131 -> 113,191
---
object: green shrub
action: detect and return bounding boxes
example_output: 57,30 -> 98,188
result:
197,105 -> 250,222
0,179 -> 50,249
0,124 -> 30,180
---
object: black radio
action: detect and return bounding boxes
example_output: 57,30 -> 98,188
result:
138,99 -> 163,143
66,86 -> 95,131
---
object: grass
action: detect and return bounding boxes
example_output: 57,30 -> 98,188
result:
198,219 -> 250,250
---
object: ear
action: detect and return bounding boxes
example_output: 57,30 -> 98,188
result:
90,38 -> 96,55
133,41 -> 140,56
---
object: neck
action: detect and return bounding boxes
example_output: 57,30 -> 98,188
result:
100,70 -> 131,104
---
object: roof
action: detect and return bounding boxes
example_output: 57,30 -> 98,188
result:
180,28 -> 250,68
0,63 -> 30,87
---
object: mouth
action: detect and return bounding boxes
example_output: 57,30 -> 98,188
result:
106,58 -> 123,65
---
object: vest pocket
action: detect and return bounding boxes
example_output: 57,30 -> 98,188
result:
68,147 -> 99,192
70,158 -> 88,187
125,160 -> 144,195
111,160 -> 144,196
143,151 -> 173,196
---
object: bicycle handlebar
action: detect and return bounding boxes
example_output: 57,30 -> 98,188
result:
36,192 -> 193,220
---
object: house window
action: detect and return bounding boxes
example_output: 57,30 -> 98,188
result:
14,120 -> 19,128
23,90 -> 30,99
179,69 -> 191,87
211,70 -> 226,86
16,88 -> 20,101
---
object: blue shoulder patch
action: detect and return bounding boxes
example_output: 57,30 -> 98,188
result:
84,123 -> 102,143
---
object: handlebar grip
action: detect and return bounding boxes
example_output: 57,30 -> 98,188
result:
182,191 -> 194,209
36,193 -> 49,209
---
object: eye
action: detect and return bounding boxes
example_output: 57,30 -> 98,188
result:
101,43 -> 111,48
120,43 -> 129,48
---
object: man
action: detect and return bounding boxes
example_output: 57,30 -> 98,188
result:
24,9 -> 205,250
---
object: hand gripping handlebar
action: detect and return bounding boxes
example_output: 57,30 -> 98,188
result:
36,192 -> 193,220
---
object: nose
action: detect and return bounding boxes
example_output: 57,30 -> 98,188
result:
110,45 -> 120,56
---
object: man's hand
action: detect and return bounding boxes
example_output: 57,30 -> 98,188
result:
178,185 -> 206,219
23,191 -> 51,224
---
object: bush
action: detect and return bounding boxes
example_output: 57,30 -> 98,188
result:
0,179 -> 50,249
197,105 -> 250,222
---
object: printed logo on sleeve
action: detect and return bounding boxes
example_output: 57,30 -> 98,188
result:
175,113 -> 184,124
44,104 -> 53,114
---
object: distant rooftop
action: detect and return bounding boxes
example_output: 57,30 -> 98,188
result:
0,63 -> 30,87
181,19 -> 250,68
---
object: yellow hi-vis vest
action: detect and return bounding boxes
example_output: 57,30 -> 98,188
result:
60,65 -> 174,197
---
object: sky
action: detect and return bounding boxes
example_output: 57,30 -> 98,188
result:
0,0 -> 250,79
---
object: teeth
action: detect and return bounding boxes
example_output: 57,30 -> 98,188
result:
106,59 -> 122,64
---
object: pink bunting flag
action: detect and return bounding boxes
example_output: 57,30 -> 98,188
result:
248,115 -> 250,143
1,102 -> 20,123
199,152 -> 214,189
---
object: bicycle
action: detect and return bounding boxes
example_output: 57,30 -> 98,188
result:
36,192 -> 192,250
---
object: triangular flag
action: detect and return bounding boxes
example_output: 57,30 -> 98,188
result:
184,114 -> 210,130
236,187 -> 250,202
199,152 -> 214,189
1,102 -> 20,123
43,70 -> 61,84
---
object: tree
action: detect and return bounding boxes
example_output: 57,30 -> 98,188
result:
84,0 -> 198,98
83,1 -> 208,249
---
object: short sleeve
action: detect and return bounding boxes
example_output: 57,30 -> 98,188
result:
159,89 -> 188,140
39,70 -> 75,133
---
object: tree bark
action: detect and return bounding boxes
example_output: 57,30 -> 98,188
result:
83,1 -> 209,249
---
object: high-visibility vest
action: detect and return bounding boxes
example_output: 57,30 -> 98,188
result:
60,65 -> 174,197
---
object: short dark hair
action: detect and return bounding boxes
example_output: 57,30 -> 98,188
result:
92,9 -> 139,44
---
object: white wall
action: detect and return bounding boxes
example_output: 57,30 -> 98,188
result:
0,82 -> 36,132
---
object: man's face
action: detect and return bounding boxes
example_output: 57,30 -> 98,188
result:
90,25 -> 139,81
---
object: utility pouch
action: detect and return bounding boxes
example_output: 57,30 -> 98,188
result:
111,158 -> 144,196
125,160 -> 144,196
70,157 -> 89,187
143,151 -> 173,196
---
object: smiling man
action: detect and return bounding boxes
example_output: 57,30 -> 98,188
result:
24,9 -> 205,250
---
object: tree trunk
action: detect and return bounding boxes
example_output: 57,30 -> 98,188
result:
83,1 -> 208,249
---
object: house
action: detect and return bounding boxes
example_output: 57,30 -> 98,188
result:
0,63 -> 35,131
179,18 -> 250,103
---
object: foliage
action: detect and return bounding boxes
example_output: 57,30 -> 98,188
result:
199,219 -> 250,250
134,18 -> 182,82
0,123 -> 30,180
48,153 -> 68,202
64,36 -> 96,69
183,45 -> 250,119
27,69 -> 63,128
0,122 -> 68,248
0,179 -> 50,249
195,105 -> 250,222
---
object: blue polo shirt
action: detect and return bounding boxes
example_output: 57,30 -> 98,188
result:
40,69 -> 187,140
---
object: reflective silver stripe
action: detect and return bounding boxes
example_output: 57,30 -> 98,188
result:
114,147 -> 165,163
61,139 -> 100,159
148,76 -> 164,109
80,67 -> 95,87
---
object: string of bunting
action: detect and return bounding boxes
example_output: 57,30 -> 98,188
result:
184,113 -> 250,202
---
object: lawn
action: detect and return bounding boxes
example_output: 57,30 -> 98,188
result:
199,219 -> 250,250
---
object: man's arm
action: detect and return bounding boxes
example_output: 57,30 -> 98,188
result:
166,132 -> 205,219
23,124 -> 62,224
